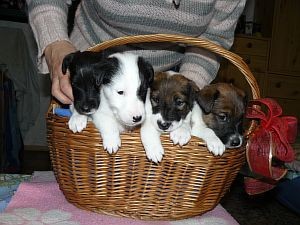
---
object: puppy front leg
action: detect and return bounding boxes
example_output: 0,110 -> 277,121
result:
191,104 -> 225,156
92,112 -> 121,154
170,112 -> 192,146
141,119 -> 164,163
68,104 -> 88,133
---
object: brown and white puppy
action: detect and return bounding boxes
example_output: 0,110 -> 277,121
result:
141,74 -> 246,162
141,71 -> 199,163
192,83 -> 247,155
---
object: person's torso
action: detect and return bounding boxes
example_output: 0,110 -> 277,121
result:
77,0 -> 216,44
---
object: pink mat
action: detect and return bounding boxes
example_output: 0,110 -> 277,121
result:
0,172 -> 239,225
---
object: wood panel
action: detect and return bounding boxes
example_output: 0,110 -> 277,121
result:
265,73 -> 300,100
273,98 -> 300,119
216,64 -> 265,99
216,36 -> 269,99
269,0 -> 300,76
239,54 -> 267,73
231,35 -> 269,57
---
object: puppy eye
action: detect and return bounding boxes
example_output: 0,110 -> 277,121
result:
151,96 -> 159,104
175,99 -> 185,107
218,113 -> 228,122
117,91 -> 124,95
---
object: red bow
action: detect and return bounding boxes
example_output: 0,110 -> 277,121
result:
244,98 -> 298,195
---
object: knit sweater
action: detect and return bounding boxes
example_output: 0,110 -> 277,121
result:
27,0 -> 246,89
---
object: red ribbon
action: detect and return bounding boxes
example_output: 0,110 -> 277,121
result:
244,98 -> 298,194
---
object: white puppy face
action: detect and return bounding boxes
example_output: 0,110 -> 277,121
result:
102,53 -> 154,127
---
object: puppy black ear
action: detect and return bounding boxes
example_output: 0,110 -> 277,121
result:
138,57 -> 154,85
61,51 -> 79,75
93,57 -> 119,85
93,70 -> 104,87
196,85 -> 220,114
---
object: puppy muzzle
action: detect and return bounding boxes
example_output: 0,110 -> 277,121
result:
157,120 -> 171,131
225,134 -> 244,149
76,103 -> 98,115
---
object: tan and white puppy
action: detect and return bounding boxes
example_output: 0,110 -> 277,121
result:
141,72 -> 246,163
141,71 -> 200,163
192,83 -> 247,154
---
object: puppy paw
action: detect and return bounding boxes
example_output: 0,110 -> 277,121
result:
206,136 -> 226,156
68,114 -> 87,133
102,134 -> 121,154
170,127 -> 191,146
145,145 -> 164,163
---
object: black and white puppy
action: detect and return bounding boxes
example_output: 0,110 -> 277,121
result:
141,71 -> 200,163
192,83 -> 246,151
92,52 -> 154,154
62,51 -> 115,133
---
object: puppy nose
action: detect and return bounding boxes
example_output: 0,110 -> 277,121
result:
230,137 -> 241,147
89,102 -> 96,109
133,115 -> 142,123
157,121 -> 171,130
80,105 -> 90,112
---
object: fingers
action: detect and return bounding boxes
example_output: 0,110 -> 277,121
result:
44,40 -> 77,104
51,55 -> 74,104
52,74 -> 73,104
60,72 -> 74,101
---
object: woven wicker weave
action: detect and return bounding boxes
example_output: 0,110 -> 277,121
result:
47,34 -> 260,220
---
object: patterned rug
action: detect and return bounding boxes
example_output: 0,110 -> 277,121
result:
0,171 -> 239,225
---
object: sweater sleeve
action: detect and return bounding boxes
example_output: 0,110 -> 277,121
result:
179,0 -> 246,89
26,0 -> 71,73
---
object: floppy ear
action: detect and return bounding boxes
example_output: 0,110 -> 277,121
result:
196,85 -> 220,114
232,84 -> 248,107
61,52 -> 78,75
93,69 -> 104,87
138,57 -> 154,86
93,57 -> 119,86
187,80 -> 200,107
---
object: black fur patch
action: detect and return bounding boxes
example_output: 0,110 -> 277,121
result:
62,51 -> 118,114
137,57 -> 154,102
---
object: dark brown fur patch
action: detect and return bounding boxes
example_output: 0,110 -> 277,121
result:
150,72 -> 198,122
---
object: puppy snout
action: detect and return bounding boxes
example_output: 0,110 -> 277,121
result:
227,135 -> 243,148
133,115 -> 142,123
230,137 -> 241,147
79,100 -> 98,113
157,120 -> 171,131
80,104 -> 90,113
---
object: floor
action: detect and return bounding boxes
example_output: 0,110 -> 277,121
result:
221,174 -> 300,225
220,139 -> 300,225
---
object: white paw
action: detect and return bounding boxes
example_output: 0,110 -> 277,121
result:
102,134 -> 121,154
206,136 -> 226,156
68,114 -> 87,133
170,127 -> 191,146
144,142 -> 164,163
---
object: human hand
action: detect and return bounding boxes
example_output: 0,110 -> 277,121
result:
44,40 -> 77,104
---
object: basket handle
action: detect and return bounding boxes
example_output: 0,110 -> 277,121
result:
88,34 -> 260,135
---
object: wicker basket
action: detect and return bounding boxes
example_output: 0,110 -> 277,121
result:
47,34 -> 260,220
